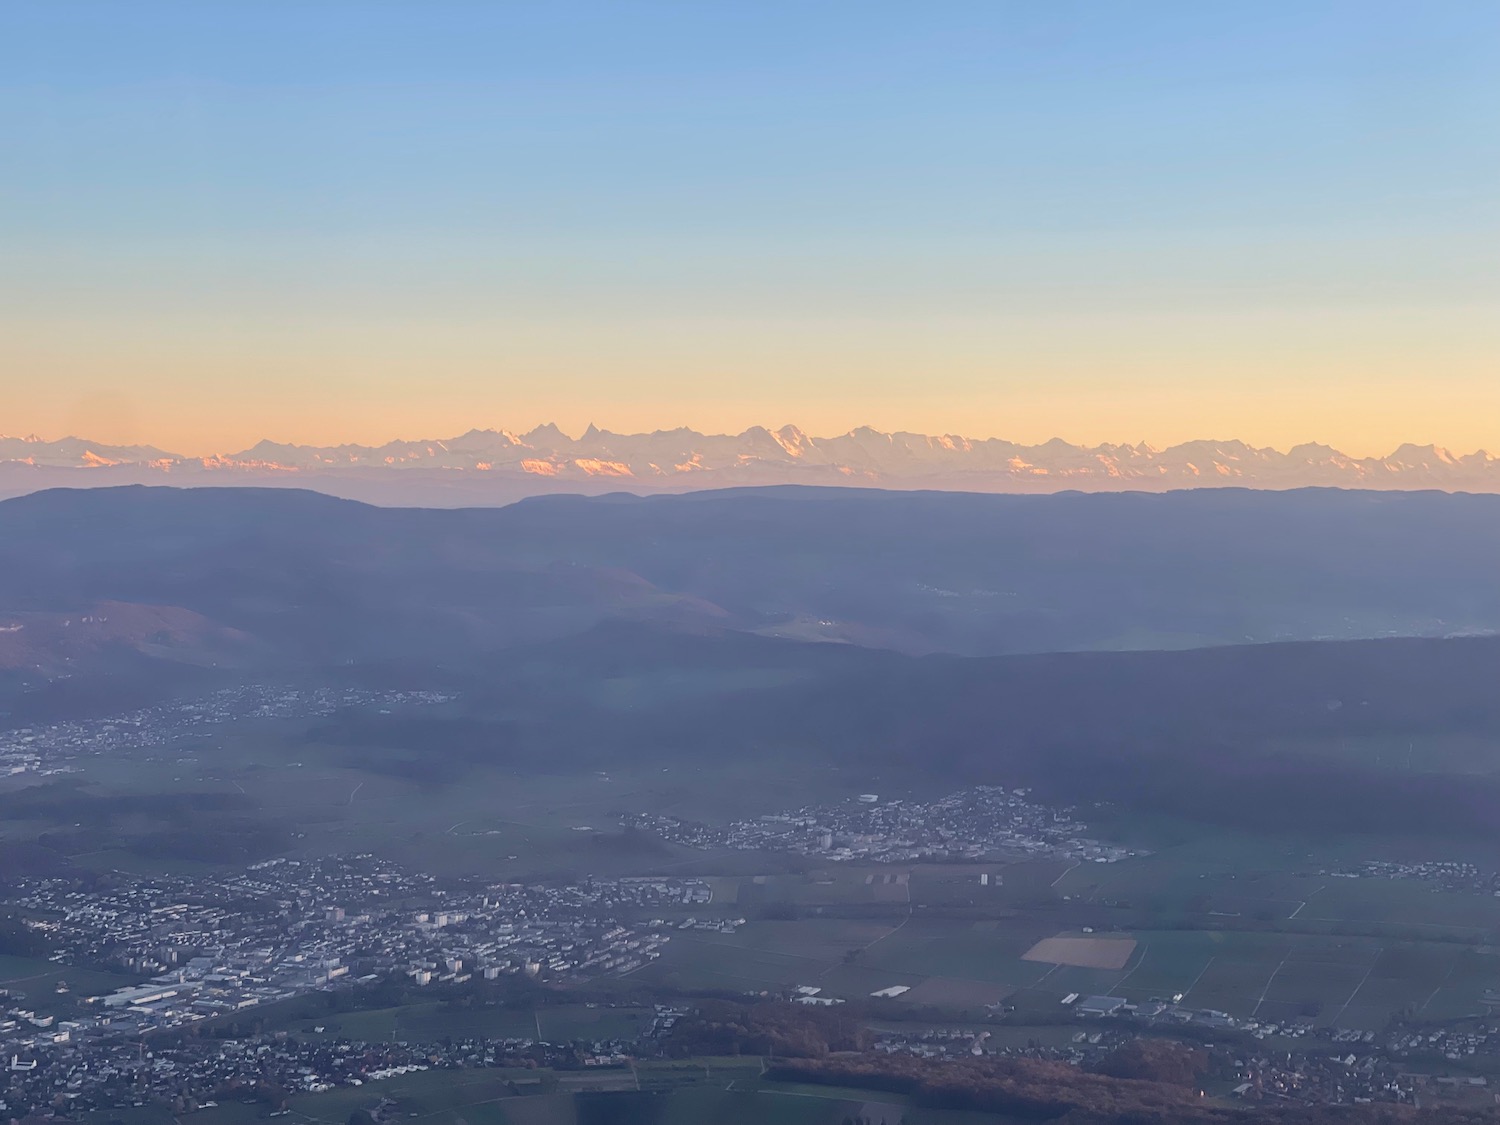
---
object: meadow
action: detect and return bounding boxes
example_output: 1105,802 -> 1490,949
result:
0,953 -> 140,1014
78,1057 -> 1002,1125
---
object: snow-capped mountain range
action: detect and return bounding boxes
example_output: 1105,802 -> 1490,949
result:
3,426 -> 1498,504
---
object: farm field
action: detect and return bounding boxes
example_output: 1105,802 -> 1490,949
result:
1005,930 -> 1500,1028
728,860 -> 1067,912
1023,934 -> 1138,969
1055,837 -> 1500,935
634,907 -> 1500,1030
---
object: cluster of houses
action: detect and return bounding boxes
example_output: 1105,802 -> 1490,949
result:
1321,860 -> 1500,896
869,1018 -> 1499,1108
0,684 -> 453,777
628,785 -> 1139,865
0,1017 -> 647,1116
2,857 -> 714,1063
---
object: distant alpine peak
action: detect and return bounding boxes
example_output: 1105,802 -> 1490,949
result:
3,426 -> 1500,498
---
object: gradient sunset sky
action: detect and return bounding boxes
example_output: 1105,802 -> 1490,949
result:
4,2 -> 1497,457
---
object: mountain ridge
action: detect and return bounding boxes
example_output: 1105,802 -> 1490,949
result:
3,426 -> 1498,505
4,483 -> 1500,676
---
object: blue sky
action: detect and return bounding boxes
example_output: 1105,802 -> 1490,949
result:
4,2 -> 1497,453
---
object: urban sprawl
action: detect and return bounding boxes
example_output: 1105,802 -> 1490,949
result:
2,688 -> 1499,1116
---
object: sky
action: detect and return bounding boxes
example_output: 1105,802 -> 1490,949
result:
2,1 -> 1497,457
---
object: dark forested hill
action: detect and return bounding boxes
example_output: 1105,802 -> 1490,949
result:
3,484 -> 1499,671
6,484 -> 1500,839
258,624 -> 1500,839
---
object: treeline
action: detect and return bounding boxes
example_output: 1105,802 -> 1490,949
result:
1092,1039 -> 1209,1086
0,915 -> 51,958
664,1000 -> 871,1058
767,1051 -> 1210,1122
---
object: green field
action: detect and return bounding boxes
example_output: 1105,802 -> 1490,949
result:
79,1058 -> 1002,1125
18,720 -> 876,880
280,1001 -> 655,1044
629,897 -> 1500,1031
0,953 -> 141,1013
